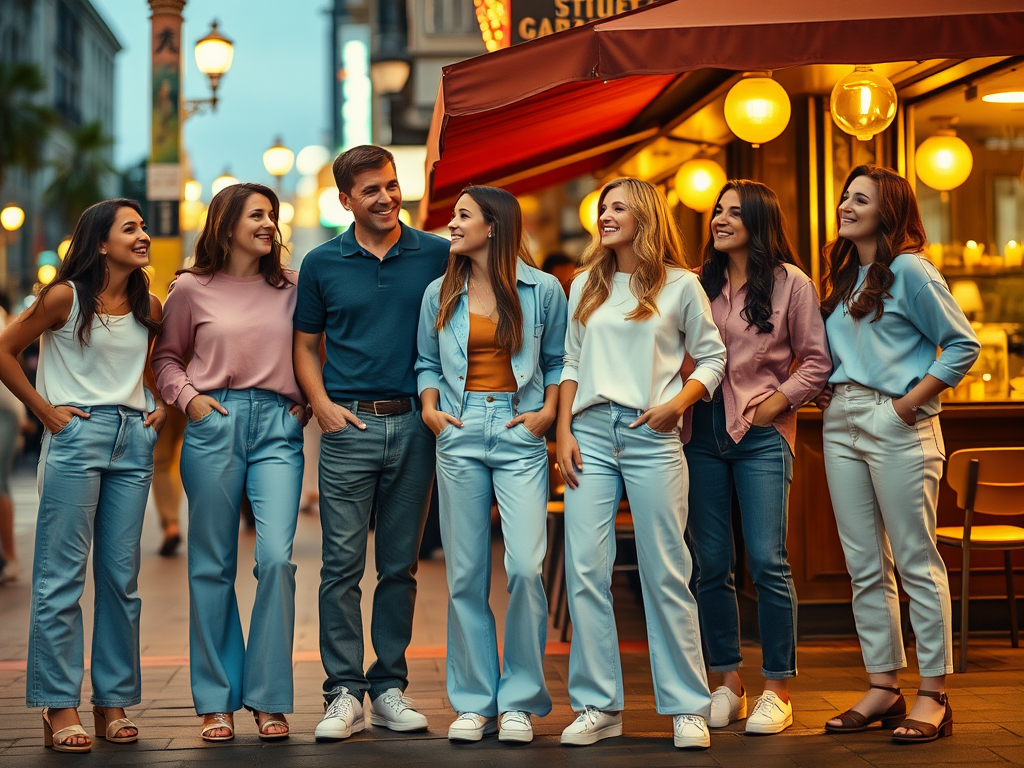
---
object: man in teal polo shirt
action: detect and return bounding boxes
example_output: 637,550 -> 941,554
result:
293,145 -> 449,740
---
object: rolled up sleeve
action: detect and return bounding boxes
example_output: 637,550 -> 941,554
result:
679,279 -> 726,400
151,280 -> 198,413
778,280 -> 832,409
415,284 -> 443,396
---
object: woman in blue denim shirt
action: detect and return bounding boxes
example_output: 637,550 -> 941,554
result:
416,186 -> 566,744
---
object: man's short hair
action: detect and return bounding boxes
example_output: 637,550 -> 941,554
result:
332,145 -> 397,195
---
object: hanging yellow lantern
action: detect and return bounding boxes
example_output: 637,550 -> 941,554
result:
915,130 -> 973,191
723,75 -> 791,148
579,188 -> 602,235
674,158 -> 727,212
830,66 -> 897,142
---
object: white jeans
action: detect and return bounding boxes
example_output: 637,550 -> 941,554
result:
823,383 -> 953,677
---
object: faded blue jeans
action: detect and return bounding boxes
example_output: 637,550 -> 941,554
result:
684,395 -> 798,680
563,403 -> 711,717
435,392 -> 551,717
27,406 -> 156,708
180,388 -> 304,714
318,401 -> 436,703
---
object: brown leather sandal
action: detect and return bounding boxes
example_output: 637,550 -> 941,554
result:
824,684 -> 906,733
892,690 -> 952,744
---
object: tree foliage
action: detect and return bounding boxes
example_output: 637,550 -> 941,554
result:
0,62 -> 57,191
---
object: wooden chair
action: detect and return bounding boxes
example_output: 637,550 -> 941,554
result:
939,447 -> 1024,672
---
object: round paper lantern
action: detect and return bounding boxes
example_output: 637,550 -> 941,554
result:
830,66 -> 897,141
915,131 -> 973,191
674,158 -> 727,212
724,75 -> 791,147
579,188 -> 602,235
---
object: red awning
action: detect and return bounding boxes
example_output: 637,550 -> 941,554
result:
419,0 -> 1024,228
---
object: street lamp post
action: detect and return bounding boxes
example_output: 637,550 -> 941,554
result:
0,204 -> 25,291
263,138 -> 295,195
184,21 -> 234,120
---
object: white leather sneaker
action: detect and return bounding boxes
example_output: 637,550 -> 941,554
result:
708,685 -> 747,727
370,688 -> 428,732
447,712 -> 497,741
745,691 -> 793,734
560,707 -> 623,746
314,688 -> 365,741
498,711 -> 533,743
673,714 -> 711,749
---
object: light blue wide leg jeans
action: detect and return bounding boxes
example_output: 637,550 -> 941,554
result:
27,406 -> 157,708
180,388 -> 304,714
435,392 -> 552,717
563,403 -> 711,717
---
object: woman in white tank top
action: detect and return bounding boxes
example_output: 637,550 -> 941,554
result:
0,199 -> 166,753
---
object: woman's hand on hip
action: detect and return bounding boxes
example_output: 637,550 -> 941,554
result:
556,431 -> 583,490
44,404 -> 89,434
422,407 -> 462,437
506,407 -> 554,438
185,394 -> 228,422
144,406 -> 167,434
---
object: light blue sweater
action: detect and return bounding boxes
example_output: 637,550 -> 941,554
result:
825,253 -> 980,415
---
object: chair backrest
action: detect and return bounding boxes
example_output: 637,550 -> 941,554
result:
947,448 -> 1024,515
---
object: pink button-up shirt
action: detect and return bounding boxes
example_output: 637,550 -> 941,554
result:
692,263 -> 830,454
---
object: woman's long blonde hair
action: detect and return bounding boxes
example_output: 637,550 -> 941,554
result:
574,178 -> 687,324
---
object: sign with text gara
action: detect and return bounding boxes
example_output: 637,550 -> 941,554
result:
510,0 -> 658,44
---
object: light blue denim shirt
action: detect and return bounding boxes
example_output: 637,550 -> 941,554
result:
416,261 -> 568,418
826,252 -> 980,416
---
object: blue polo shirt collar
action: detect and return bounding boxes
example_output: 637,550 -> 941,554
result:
339,222 -> 424,259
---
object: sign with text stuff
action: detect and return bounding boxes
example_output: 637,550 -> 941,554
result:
511,0 -> 658,44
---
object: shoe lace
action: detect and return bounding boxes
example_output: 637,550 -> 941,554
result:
577,706 -> 600,728
503,711 -> 530,728
326,690 -> 353,719
382,690 -> 413,713
676,714 -> 705,730
751,692 -> 782,718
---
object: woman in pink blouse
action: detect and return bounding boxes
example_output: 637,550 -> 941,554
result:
153,183 -> 308,742
684,181 -> 830,735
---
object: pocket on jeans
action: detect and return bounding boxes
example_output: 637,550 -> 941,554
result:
883,398 -> 915,430
929,419 -> 946,459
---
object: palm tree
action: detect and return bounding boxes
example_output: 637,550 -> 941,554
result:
44,121 -> 115,229
0,62 -> 56,191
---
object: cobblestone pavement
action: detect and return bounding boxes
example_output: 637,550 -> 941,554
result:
1,469 -> 1022,767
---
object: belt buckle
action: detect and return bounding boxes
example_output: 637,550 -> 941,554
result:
373,400 -> 387,417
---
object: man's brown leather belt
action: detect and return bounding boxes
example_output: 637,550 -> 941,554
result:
354,397 -> 418,417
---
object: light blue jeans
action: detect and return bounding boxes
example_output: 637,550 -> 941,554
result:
435,392 -> 551,716
27,406 -> 157,708
563,403 -> 711,717
685,395 -> 798,679
180,388 -> 304,714
823,383 -> 953,677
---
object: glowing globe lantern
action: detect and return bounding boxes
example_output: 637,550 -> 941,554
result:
724,75 -> 791,148
0,204 -> 25,231
674,158 -> 727,212
579,189 -> 602,235
830,66 -> 897,141
915,130 -> 973,191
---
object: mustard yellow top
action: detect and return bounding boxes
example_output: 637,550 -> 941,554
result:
465,312 -> 517,392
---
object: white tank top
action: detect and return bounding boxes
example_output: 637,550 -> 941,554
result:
36,283 -> 149,410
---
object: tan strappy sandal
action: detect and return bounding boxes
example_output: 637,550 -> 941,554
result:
892,690 -> 953,744
253,710 -> 290,741
42,708 -> 92,753
93,707 -> 138,743
824,684 -> 907,733
200,712 -> 235,742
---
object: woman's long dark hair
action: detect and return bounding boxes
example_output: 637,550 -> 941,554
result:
179,182 -> 290,287
31,198 -> 160,345
821,165 -> 926,321
435,186 -> 536,356
698,180 -> 797,334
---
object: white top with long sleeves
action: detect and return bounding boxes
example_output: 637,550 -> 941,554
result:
561,268 -> 726,415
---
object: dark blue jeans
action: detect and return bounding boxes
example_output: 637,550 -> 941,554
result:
684,396 -> 797,680
317,403 -> 436,702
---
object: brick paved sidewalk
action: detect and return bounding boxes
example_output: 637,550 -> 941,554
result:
1,469 -> 1023,766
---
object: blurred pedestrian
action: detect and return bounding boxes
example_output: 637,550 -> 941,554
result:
541,251 -> 576,296
0,299 -> 28,583
0,199 -> 165,752
556,178 -> 725,750
819,165 -> 979,743
685,181 -> 830,735
293,145 -> 448,741
153,182 -> 307,742
417,186 -> 566,743
151,404 -> 186,555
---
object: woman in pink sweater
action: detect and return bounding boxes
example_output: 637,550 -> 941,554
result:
153,183 -> 307,742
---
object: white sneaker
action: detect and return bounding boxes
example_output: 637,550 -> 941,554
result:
314,688 -> 365,741
370,688 -> 428,732
708,685 -> 747,727
673,714 -> 711,749
745,691 -> 793,734
560,707 -> 622,746
448,712 -> 497,741
498,711 -> 533,743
